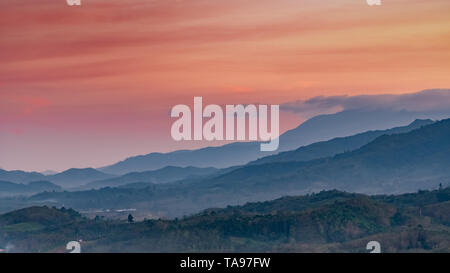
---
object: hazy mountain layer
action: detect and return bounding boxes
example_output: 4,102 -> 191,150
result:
100,109 -> 450,174
0,181 -> 61,197
22,119 -> 450,218
249,119 -> 434,165
81,166 -> 218,190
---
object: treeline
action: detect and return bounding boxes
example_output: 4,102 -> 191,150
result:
1,187 -> 449,252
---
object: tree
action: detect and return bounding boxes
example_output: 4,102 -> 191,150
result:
128,214 -> 134,223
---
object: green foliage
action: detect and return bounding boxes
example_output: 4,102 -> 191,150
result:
1,188 -> 449,253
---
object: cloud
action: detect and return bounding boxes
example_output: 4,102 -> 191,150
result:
281,89 -> 450,118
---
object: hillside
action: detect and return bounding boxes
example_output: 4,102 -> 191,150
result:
248,119 -> 433,165
1,188 -> 449,253
0,206 -> 81,227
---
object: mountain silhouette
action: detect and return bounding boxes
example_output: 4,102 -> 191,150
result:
45,168 -> 115,188
249,119 -> 434,165
81,166 -> 218,190
0,180 -> 61,196
27,118 -> 450,217
0,170 -> 45,184
100,109 -> 450,175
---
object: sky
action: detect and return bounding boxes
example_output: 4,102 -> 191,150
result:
1,0 -> 450,172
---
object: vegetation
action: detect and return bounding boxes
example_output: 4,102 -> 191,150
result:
1,187 -> 449,253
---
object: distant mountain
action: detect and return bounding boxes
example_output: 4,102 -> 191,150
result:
100,109 -> 450,174
249,119 -> 434,165
197,118 -> 450,199
26,118 -> 450,218
99,142 -> 262,175
0,169 -> 45,184
27,181 -> 62,192
117,182 -> 155,189
81,166 -> 218,190
2,187 -> 449,252
45,168 -> 115,188
0,168 -> 114,189
40,170 -> 57,176
0,180 -> 61,196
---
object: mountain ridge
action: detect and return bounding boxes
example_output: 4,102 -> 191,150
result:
248,118 -> 434,165
23,118 -> 450,218
100,109 -> 450,174
81,166 -> 219,190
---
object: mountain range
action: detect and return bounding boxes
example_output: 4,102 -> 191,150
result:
0,170 -> 46,184
0,181 -> 61,197
23,118 -> 450,218
44,168 -> 115,188
248,119 -> 434,165
0,168 -> 114,188
80,166 -> 219,190
99,109 -> 450,175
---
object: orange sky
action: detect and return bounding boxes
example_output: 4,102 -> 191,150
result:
1,0 -> 450,171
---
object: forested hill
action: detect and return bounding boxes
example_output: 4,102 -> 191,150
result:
1,187 -> 449,253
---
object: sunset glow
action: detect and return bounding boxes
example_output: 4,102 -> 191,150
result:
1,0 -> 450,171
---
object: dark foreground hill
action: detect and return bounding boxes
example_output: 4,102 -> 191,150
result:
1,187 -> 449,253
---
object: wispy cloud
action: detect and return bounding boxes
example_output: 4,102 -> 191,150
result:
281,89 -> 450,118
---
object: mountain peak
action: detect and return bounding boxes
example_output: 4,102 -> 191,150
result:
60,168 -> 98,174
409,118 -> 434,127
100,109 -> 450,175
46,168 -> 115,188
